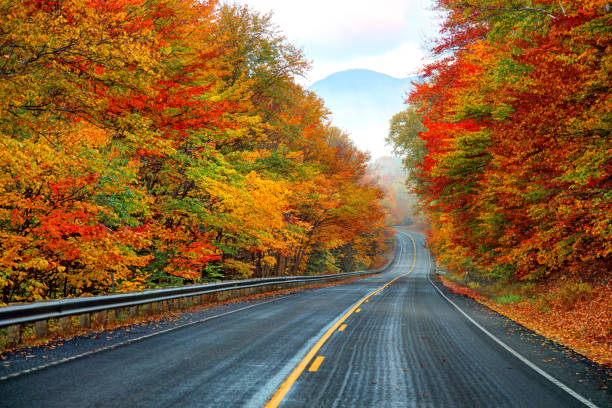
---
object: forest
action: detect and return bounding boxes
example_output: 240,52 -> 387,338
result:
391,0 -> 610,282
0,0 -> 391,304
388,0 -> 610,360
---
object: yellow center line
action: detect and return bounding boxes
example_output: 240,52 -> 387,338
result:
338,324 -> 347,332
265,232 -> 418,408
308,356 -> 325,372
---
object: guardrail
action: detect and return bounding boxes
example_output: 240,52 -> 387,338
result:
0,239 -> 397,346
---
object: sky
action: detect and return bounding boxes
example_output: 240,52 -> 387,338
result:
236,0 -> 440,158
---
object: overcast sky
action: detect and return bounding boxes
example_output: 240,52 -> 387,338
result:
236,0 -> 440,158
238,0 -> 439,84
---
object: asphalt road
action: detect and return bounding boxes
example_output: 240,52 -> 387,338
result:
0,232 -> 609,407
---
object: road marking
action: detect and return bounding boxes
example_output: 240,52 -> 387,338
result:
338,324 -> 347,332
355,308 -> 361,313
0,237 -> 405,384
308,356 -> 325,372
417,232 -> 600,408
0,294 -> 295,382
266,233 -> 417,408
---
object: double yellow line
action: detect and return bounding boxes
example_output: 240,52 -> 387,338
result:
266,232 -> 417,408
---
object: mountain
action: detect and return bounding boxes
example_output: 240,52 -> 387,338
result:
308,69 -> 418,159
309,69 -> 416,112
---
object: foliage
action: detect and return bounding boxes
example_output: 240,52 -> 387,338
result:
0,0 -> 390,303
386,107 -> 428,185
391,0 -> 611,282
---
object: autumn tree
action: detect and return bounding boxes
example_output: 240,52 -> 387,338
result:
393,0 -> 611,281
0,0 -> 391,303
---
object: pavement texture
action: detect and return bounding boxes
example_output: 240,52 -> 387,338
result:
0,232 -> 609,407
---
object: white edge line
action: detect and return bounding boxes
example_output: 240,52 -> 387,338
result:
421,245 -> 599,408
0,294 -> 294,382
1,238 -> 405,383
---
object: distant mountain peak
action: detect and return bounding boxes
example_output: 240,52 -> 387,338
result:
309,69 -> 417,95
317,69 -> 407,82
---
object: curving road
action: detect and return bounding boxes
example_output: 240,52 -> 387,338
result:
0,232 -> 609,407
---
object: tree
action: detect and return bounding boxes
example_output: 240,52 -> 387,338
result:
0,0 -> 392,303
398,0 -> 611,281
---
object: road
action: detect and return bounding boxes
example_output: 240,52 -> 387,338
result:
0,232 -> 609,407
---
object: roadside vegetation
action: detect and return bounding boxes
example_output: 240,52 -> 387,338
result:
0,0 -> 392,304
440,273 -> 611,366
389,0 -> 610,365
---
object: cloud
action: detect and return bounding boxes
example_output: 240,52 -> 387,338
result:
234,0 -> 439,158
237,0 -> 437,83
273,1 -> 424,48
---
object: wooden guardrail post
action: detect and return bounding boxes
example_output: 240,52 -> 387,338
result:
7,324 -> 21,346
79,313 -> 91,329
35,320 -> 48,339
95,311 -> 106,326
59,316 -> 72,332
106,309 -> 116,324
142,303 -> 152,316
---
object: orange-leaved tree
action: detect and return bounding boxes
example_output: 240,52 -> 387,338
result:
393,0 -> 610,281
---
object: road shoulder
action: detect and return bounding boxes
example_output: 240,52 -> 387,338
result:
430,274 -> 611,407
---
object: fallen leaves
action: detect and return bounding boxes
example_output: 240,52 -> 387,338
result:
438,276 -> 612,367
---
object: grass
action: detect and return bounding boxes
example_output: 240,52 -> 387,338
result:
494,293 -> 523,304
